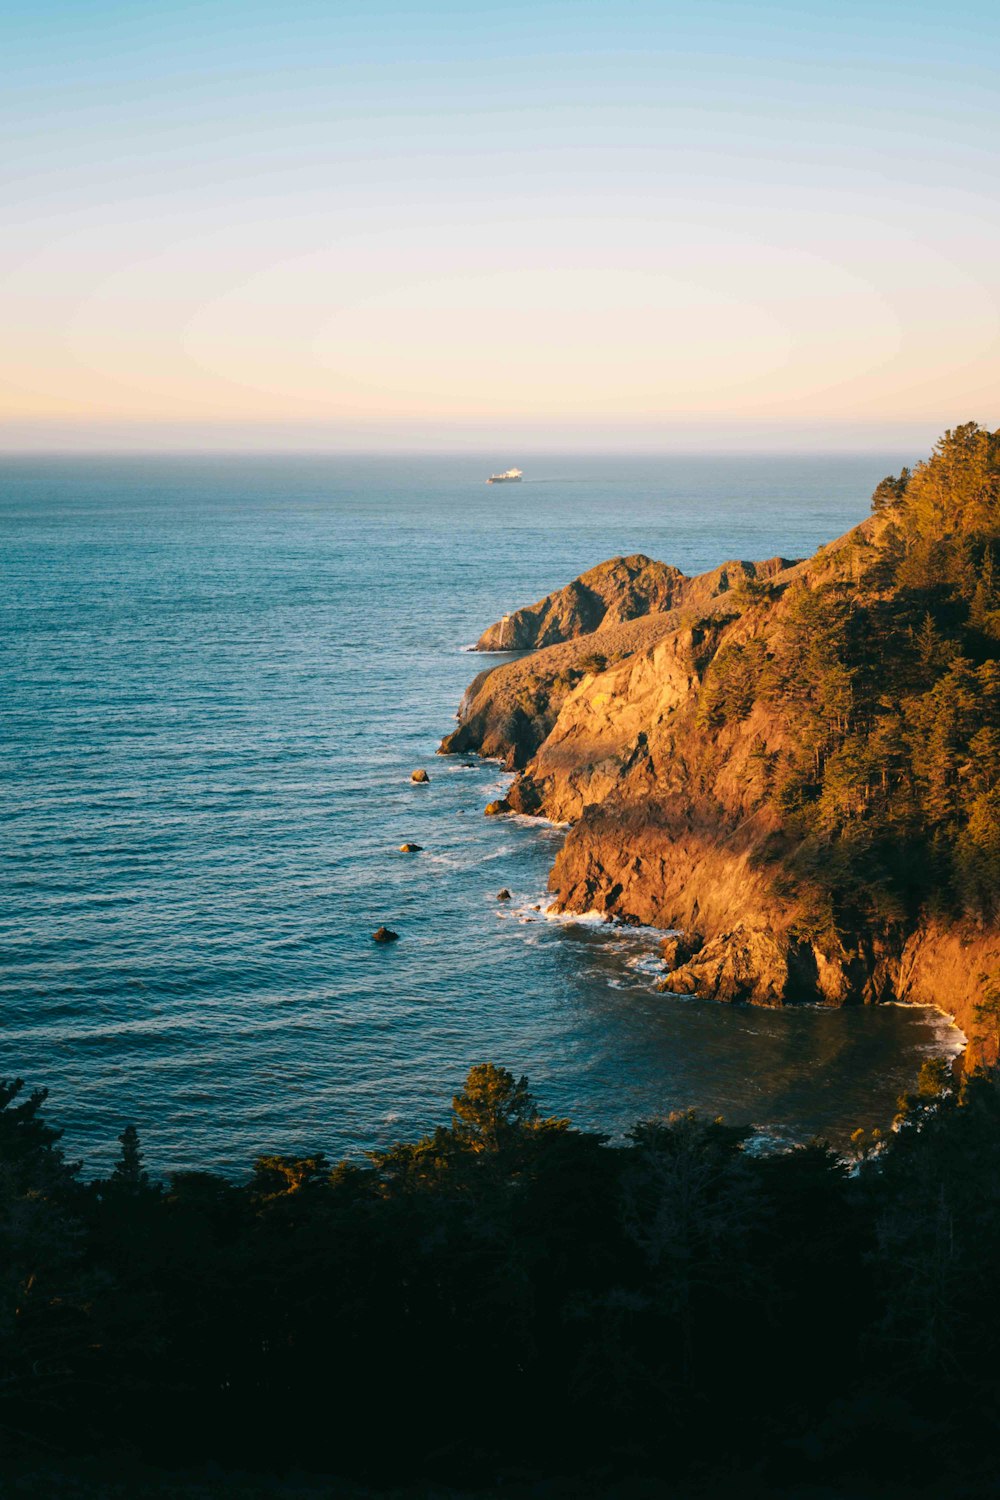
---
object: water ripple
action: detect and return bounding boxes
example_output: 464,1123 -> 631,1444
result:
0,453 -> 961,1174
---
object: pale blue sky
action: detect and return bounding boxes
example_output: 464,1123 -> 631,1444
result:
2,0 -> 998,449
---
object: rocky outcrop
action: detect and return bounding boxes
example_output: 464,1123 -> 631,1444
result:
659,932 -> 704,970
474,552 -> 795,651
442,553 -> 796,769
474,554 -> 686,650
659,923 -> 795,1007
494,526 -> 898,1008
441,616 -> 678,768
441,511 -> 998,1035
896,923 -> 1000,1068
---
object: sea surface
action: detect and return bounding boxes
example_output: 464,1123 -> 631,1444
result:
0,453 -> 963,1175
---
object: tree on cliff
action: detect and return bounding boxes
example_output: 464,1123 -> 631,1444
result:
871,465 -> 911,512
971,974 -> 1000,1055
720,427 -> 1000,926
897,422 -> 1000,539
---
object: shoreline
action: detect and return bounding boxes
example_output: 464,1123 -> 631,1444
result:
472,776 -> 969,1144
439,471 -> 1000,1039
456,745 -> 970,1050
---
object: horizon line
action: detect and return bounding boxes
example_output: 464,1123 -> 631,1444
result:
0,443 -> 928,458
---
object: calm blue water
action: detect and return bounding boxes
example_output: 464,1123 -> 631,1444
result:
0,453 -> 960,1174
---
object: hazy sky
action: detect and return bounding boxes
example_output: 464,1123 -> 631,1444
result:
2,0 -> 997,451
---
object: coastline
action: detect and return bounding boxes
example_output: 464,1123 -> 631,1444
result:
440,742 -> 975,1067
471,789 -> 968,1145
440,441 -> 1000,1074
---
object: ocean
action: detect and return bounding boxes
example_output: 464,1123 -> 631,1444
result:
0,453 -> 962,1175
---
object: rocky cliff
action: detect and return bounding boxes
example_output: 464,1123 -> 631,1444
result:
440,427 -> 1000,1057
472,551 -> 794,651
444,553 -> 793,766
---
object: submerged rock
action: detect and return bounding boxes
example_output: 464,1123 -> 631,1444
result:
372,927 -> 399,943
496,888 -> 512,901
410,769 -> 430,783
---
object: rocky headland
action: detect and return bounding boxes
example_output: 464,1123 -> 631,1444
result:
441,426 -> 1000,1061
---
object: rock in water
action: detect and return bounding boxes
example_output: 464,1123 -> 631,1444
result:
484,798 -> 512,816
398,843 -> 423,853
410,769 -> 430,783
496,888 -> 512,901
657,925 -> 789,1006
660,932 -> 704,970
372,926 -> 399,943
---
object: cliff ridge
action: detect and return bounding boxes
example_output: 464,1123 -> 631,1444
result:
441,426 -> 1000,1054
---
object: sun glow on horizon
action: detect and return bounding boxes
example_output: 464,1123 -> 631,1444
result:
2,0 -> 998,451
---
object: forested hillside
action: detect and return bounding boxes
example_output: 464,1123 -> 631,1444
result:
448,424 -> 1000,1021
4,1063 -> 1000,1495
699,422 -> 1000,929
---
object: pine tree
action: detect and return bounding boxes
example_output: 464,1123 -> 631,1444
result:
0,1077 -> 77,1196
451,1064 -> 538,1152
251,1153 -> 330,1198
901,423 -> 1000,539
111,1123 -> 149,1191
871,466 -> 910,513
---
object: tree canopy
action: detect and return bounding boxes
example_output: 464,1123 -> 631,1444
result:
4,1056 -> 1000,1496
694,423 -> 1000,928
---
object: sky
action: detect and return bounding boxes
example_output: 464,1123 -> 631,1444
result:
1,0 -> 998,452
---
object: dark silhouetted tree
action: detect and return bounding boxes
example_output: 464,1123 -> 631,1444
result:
111,1123 -> 150,1191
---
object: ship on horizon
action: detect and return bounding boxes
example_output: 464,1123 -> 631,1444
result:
487,468 -> 523,484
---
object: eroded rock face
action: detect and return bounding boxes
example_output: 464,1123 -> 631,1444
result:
441,553 -> 793,769
474,552 -> 796,652
659,923 -> 791,1006
660,932 -> 704,970
443,521 -> 996,1025
439,613 -> 681,768
474,554 -> 688,651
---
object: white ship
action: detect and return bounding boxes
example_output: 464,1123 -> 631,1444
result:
487,468 -> 523,484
